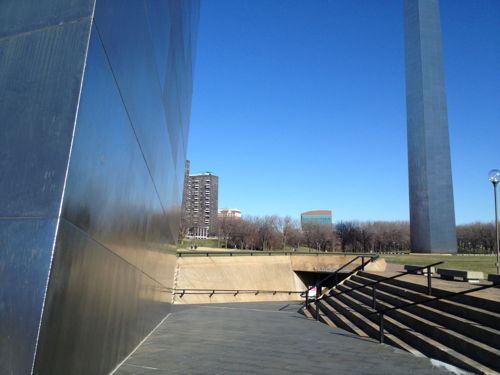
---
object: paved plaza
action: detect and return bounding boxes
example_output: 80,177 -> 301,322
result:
113,302 -> 455,375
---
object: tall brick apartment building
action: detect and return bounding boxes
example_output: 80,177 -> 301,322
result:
181,160 -> 219,238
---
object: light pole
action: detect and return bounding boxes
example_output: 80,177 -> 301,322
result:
488,169 -> 500,274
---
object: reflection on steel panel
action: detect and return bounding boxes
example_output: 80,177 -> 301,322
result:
0,18 -> 92,217
94,0 -> 178,215
145,0 -> 172,93
0,0 -> 94,38
404,0 -> 457,253
0,219 -> 58,375
34,219 -> 169,375
62,26 -> 176,284
0,0 -> 198,374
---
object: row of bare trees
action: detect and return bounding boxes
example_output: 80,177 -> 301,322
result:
181,215 -> 498,253
216,216 -> 405,252
457,222 -> 497,254
336,221 -> 410,252
217,215 -> 304,251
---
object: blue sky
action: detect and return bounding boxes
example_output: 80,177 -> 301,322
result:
187,0 -> 500,224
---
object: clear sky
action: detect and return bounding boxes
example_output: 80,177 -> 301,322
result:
187,0 -> 500,224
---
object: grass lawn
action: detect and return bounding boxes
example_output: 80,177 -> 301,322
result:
178,238 -> 220,249
382,254 -> 497,275
178,240 -> 316,252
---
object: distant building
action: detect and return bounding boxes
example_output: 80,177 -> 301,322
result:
181,161 -> 219,238
218,208 -> 242,219
301,210 -> 332,228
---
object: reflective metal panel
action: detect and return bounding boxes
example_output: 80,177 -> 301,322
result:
1,0 -> 198,373
0,18 -> 92,217
34,219 -> 169,375
404,0 -> 457,253
0,218 -> 57,375
163,31 -> 184,167
0,0 -> 94,38
145,0 -> 172,90
62,27 -> 176,284
94,0 -> 176,214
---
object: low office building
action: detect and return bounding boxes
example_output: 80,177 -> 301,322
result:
301,210 -> 332,228
218,208 -> 242,219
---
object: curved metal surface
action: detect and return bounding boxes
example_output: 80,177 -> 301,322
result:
0,0 -> 94,38
37,1 -> 199,373
0,17 -> 92,217
0,3 -> 94,373
34,219 -> 170,375
0,219 -> 58,375
0,0 -> 198,373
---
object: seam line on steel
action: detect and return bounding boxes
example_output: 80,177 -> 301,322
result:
92,21 -> 171,222
0,216 -> 58,220
60,217 -> 173,289
141,0 -> 184,209
0,16 -> 92,42
29,6 -> 97,374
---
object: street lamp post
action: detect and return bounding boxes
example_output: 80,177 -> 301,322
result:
488,169 -> 500,274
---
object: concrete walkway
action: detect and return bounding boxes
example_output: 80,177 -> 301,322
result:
113,302 -> 455,375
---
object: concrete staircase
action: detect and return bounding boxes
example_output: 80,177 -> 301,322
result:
304,271 -> 500,374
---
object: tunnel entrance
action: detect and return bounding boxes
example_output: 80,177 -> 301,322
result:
295,271 -> 351,290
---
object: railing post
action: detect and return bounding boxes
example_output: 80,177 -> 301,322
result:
372,284 -> 377,310
379,313 -> 384,343
427,266 -> 432,295
361,256 -> 365,270
316,301 -> 320,321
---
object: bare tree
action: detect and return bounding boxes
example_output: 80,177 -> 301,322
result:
275,216 -> 294,250
214,214 -> 494,254
457,222 -> 495,254
217,216 -> 238,248
336,221 -> 359,251
286,220 -> 304,250
303,222 -> 335,251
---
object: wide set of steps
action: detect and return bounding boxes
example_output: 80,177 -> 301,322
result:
304,271 -> 500,374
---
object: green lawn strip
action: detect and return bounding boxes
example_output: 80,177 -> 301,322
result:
177,241 -> 317,252
382,255 -> 496,275
178,238 -> 220,249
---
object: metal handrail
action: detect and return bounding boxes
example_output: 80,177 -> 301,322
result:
372,281 -> 500,344
307,260 -> 499,345
321,261 -> 444,303
309,261 -> 443,322
173,288 -> 304,298
177,251 -> 378,257
371,282 -> 499,317
313,255 -> 379,293
304,255 -> 379,318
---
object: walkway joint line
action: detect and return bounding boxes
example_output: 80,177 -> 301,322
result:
109,313 -> 171,375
